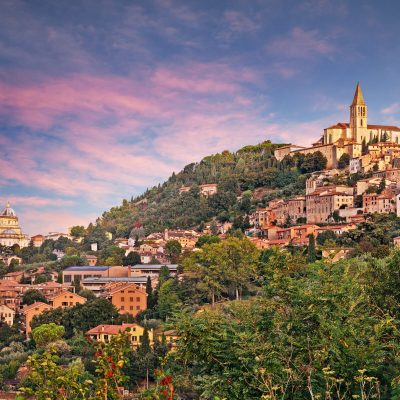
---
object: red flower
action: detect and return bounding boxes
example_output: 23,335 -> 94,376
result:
95,351 -> 102,357
106,371 -> 114,378
160,375 -> 172,386
161,389 -> 169,397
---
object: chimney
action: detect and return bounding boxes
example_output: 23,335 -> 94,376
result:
101,325 -> 104,332
164,228 -> 169,241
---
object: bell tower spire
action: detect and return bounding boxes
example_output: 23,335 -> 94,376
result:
349,82 -> 368,143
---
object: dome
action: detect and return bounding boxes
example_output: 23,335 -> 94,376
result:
1,202 -> 16,217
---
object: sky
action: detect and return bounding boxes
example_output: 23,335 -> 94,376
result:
1,0 -> 400,235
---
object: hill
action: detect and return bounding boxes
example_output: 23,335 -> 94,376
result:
97,140 -> 327,238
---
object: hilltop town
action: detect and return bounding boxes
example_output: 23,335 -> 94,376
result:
2,84 -> 400,397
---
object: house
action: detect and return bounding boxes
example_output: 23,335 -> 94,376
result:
178,186 -> 191,194
31,281 -> 65,297
131,264 -> 178,278
84,255 -> 98,266
101,283 -> 147,317
3,271 -> 25,283
0,304 -> 15,326
315,224 -> 357,236
46,290 -> 86,308
86,323 -> 154,348
81,276 -> 148,295
306,188 -> 354,224
23,302 -> 52,338
363,190 -> 396,214
30,234 -> 44,247
199,184 -> 218,197
62,265 -> 129,284
393,236 -> 400,247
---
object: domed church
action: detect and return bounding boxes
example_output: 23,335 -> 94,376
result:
0,202 -> 30,248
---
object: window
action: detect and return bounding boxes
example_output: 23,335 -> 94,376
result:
130,306 -> 133,310
121,306 -> 125,310
136,297 -> 140,302
136,306 -> 140,310
121,297 -> 125,302
130,297 -> 133,302
131,336 -> 137,341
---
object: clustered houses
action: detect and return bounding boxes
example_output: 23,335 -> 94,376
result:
249,168 -> 400,248
114,228 -> 201,264
0,260 -> 177,339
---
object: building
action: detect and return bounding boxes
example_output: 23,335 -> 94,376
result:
363,190 -> 396,214
86,323 -> 154,348
62,265 -> 129,284
199,184 -> 218,197
306,188 -> 354,224
23,302 -> 52,338
275,84 -> 400,169
46,290 -> 86,308
0,304 -> 15,326
101,283 -> 147,317
81,276 -> 148,295
0,202 -> 30,248
84,255 -> 98,266
31,235 -> 44,247
131,264 -> 178,278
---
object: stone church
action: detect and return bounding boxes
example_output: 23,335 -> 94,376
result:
275,83 -> 400,168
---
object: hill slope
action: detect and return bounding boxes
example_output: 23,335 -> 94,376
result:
97,141 -> 325,237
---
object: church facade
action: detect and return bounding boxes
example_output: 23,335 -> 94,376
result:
0,202 -> 30,248
275,84 -> 400,169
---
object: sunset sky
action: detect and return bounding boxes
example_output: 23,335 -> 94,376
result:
1,0 -> 400,234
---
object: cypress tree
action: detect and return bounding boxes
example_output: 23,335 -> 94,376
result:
146,276 -> 154,309
307,234 -> 317,263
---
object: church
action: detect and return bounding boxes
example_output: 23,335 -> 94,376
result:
275,83 -> 400,168
0,202 -> 30,248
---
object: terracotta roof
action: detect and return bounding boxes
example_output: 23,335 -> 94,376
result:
23,301 -> 50,313
47,290 -> 86,302
105,283 -> 146,296
86,323 -> 141,335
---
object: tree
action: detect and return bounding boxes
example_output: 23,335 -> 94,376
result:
32,323 -> 65,348
377,178 -> 386,194
316,230 -> 337,246
136,327 -> 155,389
70,225 -> 86,238
22,289 -> 47,306
195,235 -> 221,248
123,251 -> 141,266
146,276 -> 155,309
165,240 -> 182,263
307,233 -> 317,263
182,237 -> 259,304
338,153 -> 350,169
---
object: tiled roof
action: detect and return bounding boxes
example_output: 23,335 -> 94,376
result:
86,323 -> 141,335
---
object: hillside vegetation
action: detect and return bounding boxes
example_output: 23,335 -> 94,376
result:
99,141 -> 326,237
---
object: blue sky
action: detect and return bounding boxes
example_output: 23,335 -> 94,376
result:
1,0 -> 400,234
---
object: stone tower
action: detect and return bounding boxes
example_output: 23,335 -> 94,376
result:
349,82 -> 368,143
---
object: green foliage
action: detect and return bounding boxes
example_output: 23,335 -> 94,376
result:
31,298 -> 120,338
32,323 -> 65,348
22,289 -> 48,306
182,237 -> 260,304
338,153 -> 351,169
70,225 -> 86,238
123,250 -> 141,266
165,240 -> 182,263
195,235 -> 221,248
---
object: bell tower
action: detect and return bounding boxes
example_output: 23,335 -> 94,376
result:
349,82 -> 368,143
